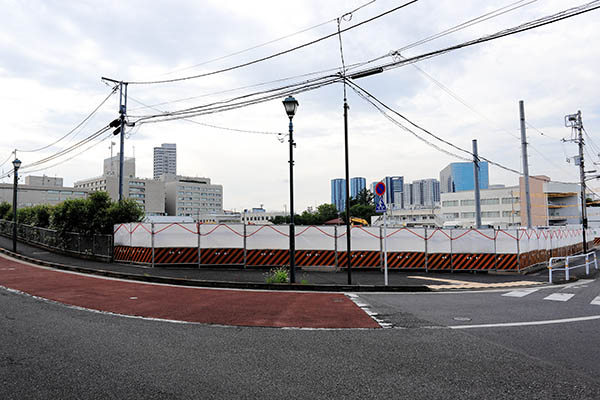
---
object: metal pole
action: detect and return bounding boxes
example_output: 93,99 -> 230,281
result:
343,99 -> 352,284
383,209 -> 388,286
520,100 -> 533,228
12,166 -> 18,253
151,222 -> 155,268
577,111 -> 588,253
118,82 -> 128,201
472,139 -> 482,229
288,117 -> 296,283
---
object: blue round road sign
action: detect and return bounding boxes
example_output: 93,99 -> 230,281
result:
375,182 -> 386,196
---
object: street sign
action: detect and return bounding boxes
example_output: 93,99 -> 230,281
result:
375,182 -> 386,196
376,197 -> 387,213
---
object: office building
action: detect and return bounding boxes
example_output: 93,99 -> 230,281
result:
164,175 -> 223,217
153,143 -> 177,180
402,183 -> 413,208
383,176 -> 404,208
0,175 -> 88,208
350,177 -> 366,199
331,178 -> 345,211
440,162 -> 489,193
74,155 -> 165,215
412,178 -> 441,207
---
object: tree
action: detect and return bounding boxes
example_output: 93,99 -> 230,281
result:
0,202 -> 11,220
105,199 -> 144,233
316,203 -> 339,223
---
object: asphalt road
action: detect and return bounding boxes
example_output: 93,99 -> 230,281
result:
2,275 -> 600,398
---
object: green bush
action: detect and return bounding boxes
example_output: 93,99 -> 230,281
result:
264,266 -> 289,284
0,202 -> 11,220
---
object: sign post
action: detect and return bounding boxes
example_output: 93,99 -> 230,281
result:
375,182 -> 388,286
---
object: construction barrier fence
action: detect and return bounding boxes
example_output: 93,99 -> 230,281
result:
113,223 -> 595,271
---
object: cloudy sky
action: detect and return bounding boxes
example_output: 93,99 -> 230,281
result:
1,0 -> 599,212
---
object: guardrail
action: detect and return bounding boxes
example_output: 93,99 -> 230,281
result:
0,219 -> 113,261
548,251 -> 598,283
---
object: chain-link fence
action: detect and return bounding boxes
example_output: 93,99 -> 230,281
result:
0,219 -> 113,261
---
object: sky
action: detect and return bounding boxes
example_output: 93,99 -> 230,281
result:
1,0 -> 599,212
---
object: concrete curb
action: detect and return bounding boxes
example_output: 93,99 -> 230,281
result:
0,248 -> 431,293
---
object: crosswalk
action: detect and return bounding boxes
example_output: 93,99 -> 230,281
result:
501,284 -> 599,305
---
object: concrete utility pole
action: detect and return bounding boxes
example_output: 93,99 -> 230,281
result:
118,82 -> 128,201
519,100 -> 533,229
472,139 -> 482,229
565,110 -> 588,253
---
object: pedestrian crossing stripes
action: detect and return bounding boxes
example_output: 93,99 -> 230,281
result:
502,288 -> 540,297
591,296 -> 600,306
544,293 -> 575,302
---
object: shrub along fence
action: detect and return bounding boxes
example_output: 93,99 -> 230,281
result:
0,219 -> 113,261
113,223 -> 594,272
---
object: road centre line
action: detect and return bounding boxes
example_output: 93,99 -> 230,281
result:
449,315 -> 600,329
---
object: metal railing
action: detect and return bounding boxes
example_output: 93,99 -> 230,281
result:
0,219 -> 113,261
548,251 -> 598,283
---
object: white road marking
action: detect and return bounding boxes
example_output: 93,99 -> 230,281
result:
591,296 -> 600,306
502,288 -> 539,298
449,315 -> 600,329
544,293 -> 575,302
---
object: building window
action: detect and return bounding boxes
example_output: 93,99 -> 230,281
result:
460,199 -> 475,206
480,198 -> 500,205
461,212 -> 475,218
443,213 -> 459,219
442,200 -> 459,207
481,211 -> 500,218
502,197 -> 519,204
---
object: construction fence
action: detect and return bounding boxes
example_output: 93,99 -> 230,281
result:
113,223 -> 595,272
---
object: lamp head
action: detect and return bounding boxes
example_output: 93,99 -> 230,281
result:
282,96 -> 299,118
12,158 -> 21,171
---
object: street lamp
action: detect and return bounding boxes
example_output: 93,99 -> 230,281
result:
12,158 -> 21,253
283,95 -> 299,283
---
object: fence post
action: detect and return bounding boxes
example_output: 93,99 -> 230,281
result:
334,225 -> 339,270
151,222 -> 155,268
493,228 -> 498,271
243,222 -> 247,268
77,233 -> 81,255
450,229 -> 454,272
424,227 -> 428,272
197,223 -> 202,267
516,229 -> 521,272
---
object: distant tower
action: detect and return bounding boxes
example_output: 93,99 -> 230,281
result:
153,143 -> 177,179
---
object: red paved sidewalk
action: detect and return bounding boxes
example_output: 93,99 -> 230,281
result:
0,254 -> 379,329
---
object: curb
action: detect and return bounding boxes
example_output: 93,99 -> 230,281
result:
0,248 -> 431,293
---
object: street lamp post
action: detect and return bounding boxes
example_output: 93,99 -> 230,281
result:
12,158 -> 21,253
283,96 -> 299,284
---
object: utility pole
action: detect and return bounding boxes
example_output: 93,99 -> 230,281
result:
520,100 -> 532,228
472,139 -> 482,229
118,82 -> 128,201
565,110 -> 588,253
343,98 -> 352,284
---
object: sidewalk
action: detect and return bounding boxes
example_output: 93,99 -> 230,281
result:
0,235 -> 560,290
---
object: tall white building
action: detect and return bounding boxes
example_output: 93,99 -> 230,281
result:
164,175 -> 223,217
153,143 -> 177,180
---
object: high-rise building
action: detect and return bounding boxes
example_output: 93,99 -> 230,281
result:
153,143 -> 177,180
163,175 -> 223,217
350,177 -> 366,199
331,178 -> 346,211
412,178 -> 441,207
384,176 -> 404,208
402,183 -> 413,208
439,162 -> 489,193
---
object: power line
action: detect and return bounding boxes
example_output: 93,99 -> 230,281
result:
119,0 -> 418,85
157,0 -> 376,78
17,87 -> 117,153
346,79 -> 577,185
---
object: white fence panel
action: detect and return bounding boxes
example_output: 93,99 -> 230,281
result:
246,225 -> 289,250
200,224 -> 244,249
113,223 -> 131,246
386,228 -> 426,253
451,229 -> 495,254
426,229 -> 451,253
130,223 -> 152,247
154,223 -> 197,248
496,230 -> 518,254
295,226 -> 335,251
337,226 -> 380,251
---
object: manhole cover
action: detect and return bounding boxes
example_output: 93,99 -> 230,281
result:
453,317 -> 471,321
